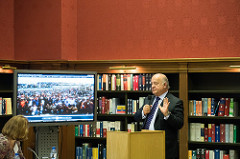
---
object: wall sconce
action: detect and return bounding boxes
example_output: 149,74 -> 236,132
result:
2,64 -> 16,70
229,65 -> 240,68
109,65 -> 136,70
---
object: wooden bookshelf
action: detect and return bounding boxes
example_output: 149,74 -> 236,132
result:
0,58 -> 240,158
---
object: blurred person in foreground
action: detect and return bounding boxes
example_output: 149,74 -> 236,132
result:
134,73 -> 184,159
0,115 -> 29,159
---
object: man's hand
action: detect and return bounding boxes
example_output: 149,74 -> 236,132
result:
143,104 -> 151,116
159,97 -> 170,116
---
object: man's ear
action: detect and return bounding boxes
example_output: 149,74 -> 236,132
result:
163,82 -> 167,88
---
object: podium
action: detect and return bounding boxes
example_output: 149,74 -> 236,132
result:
107,130 -> 165,159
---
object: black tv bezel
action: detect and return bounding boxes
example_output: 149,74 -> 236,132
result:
13,69 -> 97,127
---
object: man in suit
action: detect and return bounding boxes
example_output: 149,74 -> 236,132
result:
134,73 -> 184,159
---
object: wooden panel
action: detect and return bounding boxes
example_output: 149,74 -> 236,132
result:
59,125 -> 75,159
178,63 -> 188,159
107,131 -> 165,159
22,127 -> 35,159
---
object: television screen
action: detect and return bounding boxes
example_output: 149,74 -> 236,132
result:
13,69 -> 97,126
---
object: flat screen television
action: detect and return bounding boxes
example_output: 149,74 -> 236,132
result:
13,69 -> 97,126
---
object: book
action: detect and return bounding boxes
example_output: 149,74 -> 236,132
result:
220,124 -> 225,142
196,148 -> 201,159
145,74 -> 149,91
218,98 -> 225,116
214,149 -> 220,159
229,124 -> 234,143
208,124 -> 212,142
229,149 -> 238,159
101,96 -> 106,114
97,74 -> 102,90
210,98 -> 215,116
3,98 -> 12,115
76,146 -> 83,159
92,147 -> 98,159
87,147 -> 92,159
116,105 -> 126,114
224,98 -> 230,116
108,74 -> 112,91
233,125 -> 238,143
189,100 -> 194,116
225,124 -> 230,143
96,121 -> 100,137
82,143 -> 89,159
98,144 -> 104,159
193,100 -> 196,116
229,98 -> 234,117
188,150 -> 192,159
205,150 -> 209,159
209,150 -> 214,159
102,147 -> 106,159
200,123 -> 205,142
192,150 -> 197,159
207,98 -> 211,116
190,123 -> 196,141
198,101 -> 202,116
142,74 -> 146,91
223,154 -> 229,159
215,125 -> 220,142
75,126 -> 78,136
111,74 -> 116,91
211,124 -> 215,142
204,127 -> 208,142
116,74 -> 121,91
202,98 -> 208,116
200,148 -> 205,159
102,74 -> 108,91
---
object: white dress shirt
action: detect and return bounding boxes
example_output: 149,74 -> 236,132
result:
142,91 -> 168,130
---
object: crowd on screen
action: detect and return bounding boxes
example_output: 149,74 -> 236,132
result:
17,83 -> 94,116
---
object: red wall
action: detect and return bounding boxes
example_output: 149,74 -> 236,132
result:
14,0 -> 62,60
77,0 -> 240,60
0,0 -> 14,60
1,0 -> 240,61
61,0 -> 78,60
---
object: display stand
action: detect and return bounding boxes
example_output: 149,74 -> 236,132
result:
35,126 -> 59,159
107,130 -> 165,159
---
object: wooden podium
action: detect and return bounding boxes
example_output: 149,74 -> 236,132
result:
107,130 -> 165,159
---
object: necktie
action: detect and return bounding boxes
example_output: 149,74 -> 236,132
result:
144,97 -> 160,129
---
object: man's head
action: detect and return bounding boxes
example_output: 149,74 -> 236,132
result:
151,73 -> 170,96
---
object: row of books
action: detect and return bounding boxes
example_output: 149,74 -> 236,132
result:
75,124 -> 95,137
189,98 -> 238,117
98,96 -> 146,115
188,149 -> 238,159
97,96 -> 121,115
75,122 -> 139,138
0,97 -> 12,115
97,73 -> 153,91
127,97 -> 145,114
76,143 -> 106,159
75,121 -> 121,138
189,123 -> 239,143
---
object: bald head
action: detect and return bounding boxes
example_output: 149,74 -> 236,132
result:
151,73 -> 170,96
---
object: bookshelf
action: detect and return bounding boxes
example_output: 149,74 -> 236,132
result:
74,73 -> 180,158
188,72 -> 240,158
2,58 -> 240,159
0,72 -> 14,131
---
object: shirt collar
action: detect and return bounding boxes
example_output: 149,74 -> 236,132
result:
158,91 -> 168,100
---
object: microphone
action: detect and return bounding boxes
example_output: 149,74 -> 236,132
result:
27,147 -> 40,159
147,95 -> 152,105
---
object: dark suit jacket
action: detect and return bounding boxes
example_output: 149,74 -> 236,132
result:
134,92 -> 184,159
